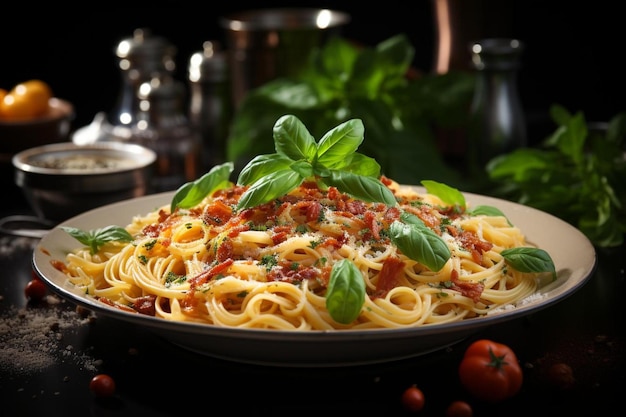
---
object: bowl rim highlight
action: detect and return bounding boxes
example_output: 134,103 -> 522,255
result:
12,141 -> 157,176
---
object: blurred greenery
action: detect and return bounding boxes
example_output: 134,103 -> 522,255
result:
226,34 -> 475,189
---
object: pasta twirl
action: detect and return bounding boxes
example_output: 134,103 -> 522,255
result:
61,179 -> 551,331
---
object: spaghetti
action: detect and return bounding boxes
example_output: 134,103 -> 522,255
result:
60,178 -> 552,331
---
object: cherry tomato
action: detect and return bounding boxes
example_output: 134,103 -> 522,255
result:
546,362 -> 575,390
401,384 -> 425,412
24,278 -> 47,301
446,400 -> 473,417
89,374 -> 116,398
0,79 -> 52,120
458,339 -> 523,403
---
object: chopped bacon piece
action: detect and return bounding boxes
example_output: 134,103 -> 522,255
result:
374,256 -> 405,297
405,205 -> 441,232
383,206 -> 401,224
363,210 -> 381,240
143,209 -> 175,237
380,175 -> 393,186
275,201 -> 290,218
457,230 -> 493,264
326,186 -> 349,211
327,186 -> 340,201
449,269 -> 484,302
271,226 -> 292,244
216,239 -> 234,262
267,261 -> 320,283
189,259 -> 234,287
319,237 -> 342,249
297,200 -> 322,222
133,295 -> 157,316
346,200 -> 366,215
142,223 -> 160,238
300,181 -> 319,190
203,200 -> 233,226
212,184 -> 246,205
97,296 -> 137,313
227,223 -> 250,238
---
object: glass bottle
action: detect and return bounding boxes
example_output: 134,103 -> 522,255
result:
188,40 -> 232,171
467,38 -> 527,177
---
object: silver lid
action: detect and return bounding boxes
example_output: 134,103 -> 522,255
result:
115,28 -> 177,75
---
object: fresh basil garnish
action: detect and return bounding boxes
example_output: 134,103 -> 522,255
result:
389,212 -> 451,272
170,162 -> 234,212
61,225 -> 133,255
421,179 -> 466,211
236,115 -> 397,210
326,259 -> 366,324
501,247 -> 557,281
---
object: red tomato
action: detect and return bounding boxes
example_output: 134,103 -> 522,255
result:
458,339 -> 523,402
401,384 -> 425,412
24,278 -> 47,301
446,400 -> 473,417
89,374 -> 116,398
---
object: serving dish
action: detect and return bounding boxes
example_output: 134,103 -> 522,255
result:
32,188 -> 596,367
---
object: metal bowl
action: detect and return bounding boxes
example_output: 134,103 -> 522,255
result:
12,142 -> 157,222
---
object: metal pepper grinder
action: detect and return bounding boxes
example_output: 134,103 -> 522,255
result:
133,75 -> 202,192
109,28 -> 177,129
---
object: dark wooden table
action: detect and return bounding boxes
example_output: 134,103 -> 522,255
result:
1,191 -> 623,416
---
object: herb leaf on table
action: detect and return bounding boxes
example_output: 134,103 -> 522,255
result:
486,105 -> 626,247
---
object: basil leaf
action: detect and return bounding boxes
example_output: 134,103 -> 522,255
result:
171,162 -> 234,211
61,225 -> 133,255
325,170 -> 397,206
290,160 -> 314,178
237,169 -> 303,210
273,114 -> 317,160
326,259 -> 366,324
389,213 -> 451,271
421,179 -> 466,210
468,205 -> 512,226
316,119 -> 365,169
237,154 -> 292,185
340,153 -> 381,177
501,247 -> 557,281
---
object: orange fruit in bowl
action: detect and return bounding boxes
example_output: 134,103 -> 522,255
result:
0,79 -> 53,121
0,88 -> 8,116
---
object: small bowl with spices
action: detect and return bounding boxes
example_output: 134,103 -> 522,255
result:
12,142 -> 157,222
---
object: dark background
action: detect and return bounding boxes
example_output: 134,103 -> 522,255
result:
2,1 -> 623,142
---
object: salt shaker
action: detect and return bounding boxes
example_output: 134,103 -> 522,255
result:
467,38 -> 527,175
188,41 -> 232,171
